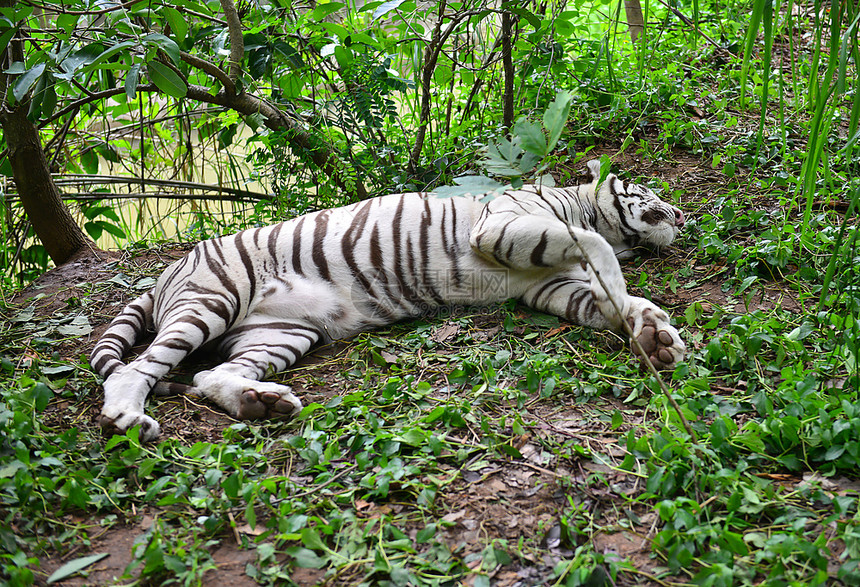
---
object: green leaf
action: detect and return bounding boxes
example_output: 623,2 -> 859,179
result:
80,149 -> 99,175
502,4 -> 541,29
12,63 -> 45,102
245,501 -> 257,530
433,175 -> 507,200
125,63 -> 140,100
513,119 -> 547,157
498,443 -> 523,458
41,364 -> 74,376
56,315 -> 92,337
300,528 -> 327,551
47,553 -> 110,584
147,61 -> 187,98
0,26 -> 17,58
286,546 -> 326,569
372,0 -> 406,20
542,90 -> 573,152
164,8 -> 188,44
400,428 -> 426,446
143,33 -> 181,65
416,524 -> 436,543
313,2 -> 344,21
98,221 -> 126,239
824,445 -> 846,461
59,43 -> 104,75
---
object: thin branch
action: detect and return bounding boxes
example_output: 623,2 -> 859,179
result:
654,0 -> 736,59
219,0 -> 244,88
180,51 -> 235,95
184,85 -> 368,199
39,84 -> 158,128
21,0 -> 138,16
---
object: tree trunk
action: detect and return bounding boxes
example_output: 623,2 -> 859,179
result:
0,0 -> 95,266
501,11 -> 515,132
1,106 -> 95,264
624,0 -> 645,42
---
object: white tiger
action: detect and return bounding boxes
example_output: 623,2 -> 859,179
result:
91,160 -> 686,441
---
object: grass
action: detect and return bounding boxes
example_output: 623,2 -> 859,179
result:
1,0 -> 860,585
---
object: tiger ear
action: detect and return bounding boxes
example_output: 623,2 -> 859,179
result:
585,159 -> 601,183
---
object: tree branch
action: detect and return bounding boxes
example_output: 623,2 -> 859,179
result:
184,85 -> 367,199
219,0 -> 244,88
180,51 -> 235,95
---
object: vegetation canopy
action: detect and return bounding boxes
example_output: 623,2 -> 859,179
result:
0,0 -> 859,585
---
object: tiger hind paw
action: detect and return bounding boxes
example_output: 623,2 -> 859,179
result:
238,384 -> 303,420
190,370 -> 303,421
626,299 -> 685,370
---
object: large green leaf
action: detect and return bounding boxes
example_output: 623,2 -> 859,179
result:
372,0 -> 406,21
501,3 -> 541,29
47,553 -> 109,583
143,33 -> 181,65
0,25 -> 17,58
312,2 -> 344,21
433,175 -> 508,201
12,63 -> 44,102
147,61 -> 187,98
125,62 -> 140,100
163,7 -> 188,45
513,118 -> 547,157
542,91 -> 573,153
58,43 -> 104,76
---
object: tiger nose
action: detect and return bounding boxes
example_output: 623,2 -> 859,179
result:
674,208 -> 685,227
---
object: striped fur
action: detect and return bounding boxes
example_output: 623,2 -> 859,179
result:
92,160 -> 686,441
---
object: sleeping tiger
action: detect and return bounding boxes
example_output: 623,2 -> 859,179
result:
91,160 -> 686,441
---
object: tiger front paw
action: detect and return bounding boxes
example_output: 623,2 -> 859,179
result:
626,299 -> 685,370
98,410 -> 161,442
238,383 -> 303,420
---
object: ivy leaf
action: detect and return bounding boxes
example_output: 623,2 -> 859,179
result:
57,315 -> 93,337
147,61 -> 187,98
286,546 -> 326,569
47,553 -> 110,584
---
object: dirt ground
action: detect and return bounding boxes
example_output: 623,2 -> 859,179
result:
11,152 -> 808,586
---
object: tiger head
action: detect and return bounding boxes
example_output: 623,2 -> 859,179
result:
586,159 -> 685,252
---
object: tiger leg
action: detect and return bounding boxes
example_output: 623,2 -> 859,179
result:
99,306 -> 232,441
522,231 -> 685,368
187,316 -> 320,420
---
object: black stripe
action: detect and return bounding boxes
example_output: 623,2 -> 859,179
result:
234,233 -> 257,303
268,222 -> 283,268
312,211 -> 332,281
292,216 -> 306,275
530,231 -> 551,267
